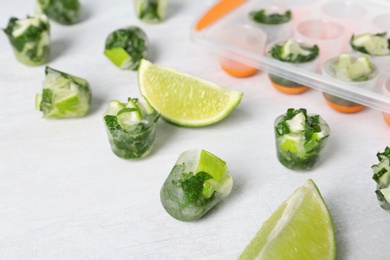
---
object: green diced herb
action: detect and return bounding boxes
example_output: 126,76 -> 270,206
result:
372,147 -> 390,210
270,42 -> 319,64
250,9 -> 291,25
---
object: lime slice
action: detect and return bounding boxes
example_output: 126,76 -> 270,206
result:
104,100 -> 125,116
138,59 -> 243,127
104,48 -> 132,69
137,96 -> 155,115
135,0 -> 144,17
35,94 -> 42,111
239,179 -> 336,260
54,94 -> 80,112
334,53 -> 353,81
365,36 -> 390,55
281,39 -> 310,59
352,33 -> 390,56
157,0 -> 168,19
279,137 -> 299,153
196,149 -> 227,182
348,56 -> 373,80
352,33 -> 372,47
117,108 -> 142,131
335,53 -> 352,68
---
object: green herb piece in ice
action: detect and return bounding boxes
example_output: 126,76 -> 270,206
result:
103,97 -> 160,159
350,33 -> 390,56
35,0 -> 80,25
274,108 -> 330,171
250,9 -> 291,25
161,149 -> 233,222
36,67 -> 91,118
270,39 -> 319,64
330,53 -> 376,82
134,0 -> 168,24
104,26 -> 148,70
3,15 -> 50,66
372,147 -> 390,210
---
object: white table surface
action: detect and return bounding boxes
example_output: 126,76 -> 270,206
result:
1,0 -> 390,259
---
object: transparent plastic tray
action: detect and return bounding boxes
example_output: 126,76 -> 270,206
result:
190,0 -> 390,114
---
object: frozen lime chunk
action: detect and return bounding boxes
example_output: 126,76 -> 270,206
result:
3,15 -> 50,66
104,48 -> 131,69
348,56 -> 374,81
351,33 -> 390,56
36,67 -> 91,118
160,149 -> 233,221
35,0 -> 80,25
269,39 -> 319,64
103,97 -> 160,159
104,26 -> 148,70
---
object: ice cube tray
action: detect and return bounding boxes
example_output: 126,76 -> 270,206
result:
191,0 -> 390,114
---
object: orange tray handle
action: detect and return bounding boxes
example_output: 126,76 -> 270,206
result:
195,0 -> 247,31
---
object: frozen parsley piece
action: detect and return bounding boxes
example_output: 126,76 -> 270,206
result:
250,9 -> 291,25
36,67 -> 91,118
372,147 -> 390,210
103,97 -> 160,159
104,26 -> 148,70
134,0 -> 168,24
274,108 -> 330,171
351,32 -> 390,56
161,149 -> 233,222
3,15 -> 50,66
269,39 -> 319,64
35,0 -> 80,25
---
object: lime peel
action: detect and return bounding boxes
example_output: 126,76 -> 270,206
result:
239,179 -> 336,260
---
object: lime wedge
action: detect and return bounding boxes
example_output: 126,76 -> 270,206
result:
104,48 -> 131,69
196,149 -> 227,182
348,56 -> 373,80
281,39 -> 310,59
239,179 -> 336,260
138,59 -> 243,127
